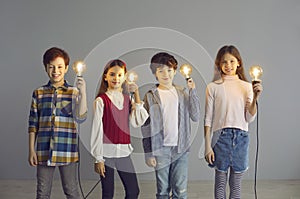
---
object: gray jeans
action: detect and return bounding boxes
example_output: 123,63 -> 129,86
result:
36,163 -> 80,199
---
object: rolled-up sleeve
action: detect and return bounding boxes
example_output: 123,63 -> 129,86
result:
189,88 -> 201,122
28,90 -> 38,133
141,94 -> 154,160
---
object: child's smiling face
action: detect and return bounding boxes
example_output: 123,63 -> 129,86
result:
46,56 -> 68,87
105,65 -> 126,91
220,53 -> 239,76
155,65 -> 176,89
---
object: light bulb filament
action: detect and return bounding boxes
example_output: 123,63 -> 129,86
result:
183,67 -> 190,76
72,61 -> 87,77
179,64 -> 193,79
249,65 -> 263,82
126,71 -> 138,84
128,74 -> 135,83
252,69 -> 260,79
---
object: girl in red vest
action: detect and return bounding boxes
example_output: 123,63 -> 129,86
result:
90,59 -> 148,199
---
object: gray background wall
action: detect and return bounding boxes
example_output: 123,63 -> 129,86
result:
0,0 -> 299,181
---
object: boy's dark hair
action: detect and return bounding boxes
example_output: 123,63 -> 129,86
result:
150,52 -> 178,74
43,47 -> 70,68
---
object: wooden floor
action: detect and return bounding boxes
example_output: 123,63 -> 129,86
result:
1,179 -> 300,198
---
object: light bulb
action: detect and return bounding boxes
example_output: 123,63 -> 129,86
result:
179,64 -> 193,80
249,65 -> 263,82
72,61 -> 87,77
126,71 -> 138,84
126,70 -> 138,98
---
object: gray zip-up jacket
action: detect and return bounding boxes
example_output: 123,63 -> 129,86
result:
141,84 -> 201,160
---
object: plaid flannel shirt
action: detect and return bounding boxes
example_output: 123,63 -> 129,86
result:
28,81 -> 86,166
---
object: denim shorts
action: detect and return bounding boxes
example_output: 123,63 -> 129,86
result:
209,128 -> 249,173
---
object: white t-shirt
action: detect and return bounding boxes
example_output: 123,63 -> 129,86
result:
158,87 -> 179,146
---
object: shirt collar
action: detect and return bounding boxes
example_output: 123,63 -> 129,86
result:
214,75 -> 239,84
45,80 -> 70,91
222,75 -> 239,80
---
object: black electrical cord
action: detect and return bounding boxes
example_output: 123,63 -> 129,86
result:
76,89 -> 134,198
254,101 -> 259,199
75,98 -> 260,199
77,125 -> 102,199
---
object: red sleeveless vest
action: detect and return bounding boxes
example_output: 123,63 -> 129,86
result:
99,93 -> 131,144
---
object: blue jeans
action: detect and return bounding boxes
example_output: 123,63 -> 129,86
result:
36,163 -> 80,199
155,146 -> 189,199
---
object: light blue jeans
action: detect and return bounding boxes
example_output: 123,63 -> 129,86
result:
36,163 -> 80,199
155,146 -> 189,199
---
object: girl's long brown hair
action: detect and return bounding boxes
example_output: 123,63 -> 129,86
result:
213,45 -> 248,82
95,59 -> 127,98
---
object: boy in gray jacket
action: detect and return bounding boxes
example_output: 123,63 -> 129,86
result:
142,52 -> 200,199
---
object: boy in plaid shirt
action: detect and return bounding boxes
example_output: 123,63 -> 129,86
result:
28,47 -> 87,199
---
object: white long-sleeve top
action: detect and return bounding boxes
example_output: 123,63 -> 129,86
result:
204,75 -> 256,134
90,90 -> 149,163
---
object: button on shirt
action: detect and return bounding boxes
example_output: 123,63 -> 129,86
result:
28,81 -> 86,166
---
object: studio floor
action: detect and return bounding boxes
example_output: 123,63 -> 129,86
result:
1,179 -> 300,199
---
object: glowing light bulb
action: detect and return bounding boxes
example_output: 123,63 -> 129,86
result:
179,64 -> 193,80
249,65 -> 263,83
72,61 -> 87,77
126,71 -> 138,84
126,70 -> 138,98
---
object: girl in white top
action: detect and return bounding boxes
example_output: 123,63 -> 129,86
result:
90,59 -> 148,199
204,46 -> 263,199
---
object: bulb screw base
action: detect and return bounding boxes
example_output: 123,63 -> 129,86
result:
252,79 -> 261,85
